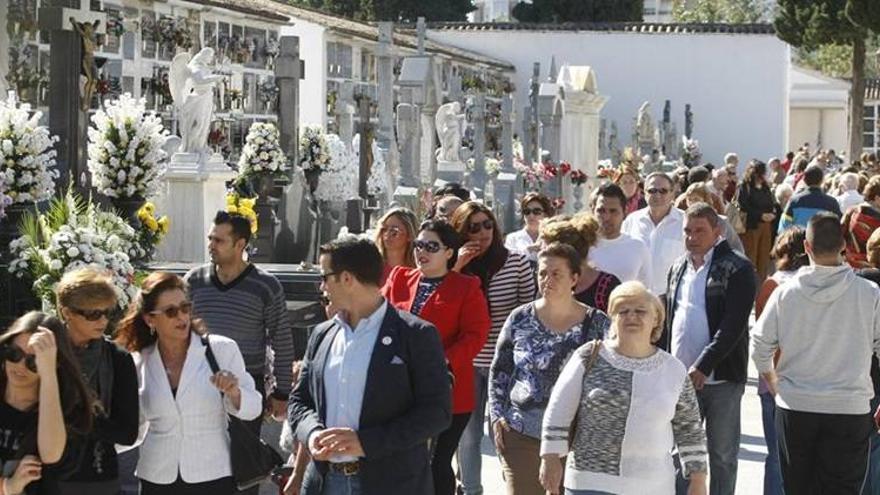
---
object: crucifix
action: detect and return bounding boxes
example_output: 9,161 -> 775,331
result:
39,0 -> 106,196
346,92 -> 376,233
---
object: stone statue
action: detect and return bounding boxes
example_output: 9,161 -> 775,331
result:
435,101 -> 466,163
663,100 -> 671,125
609,121 -> 621,165
685,104 -> 694,138
637,101 -> 655,143
70,18 -> 101,111
169,47 -> 225,155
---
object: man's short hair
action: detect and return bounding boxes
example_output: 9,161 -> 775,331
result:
687,166 -> 710,184
644,171 -> 674,188
319,236 -> 384,287
839,172 -> 860,192
684,202 -> 720,228
595,182 -> 627,209
724,153 -> 739,165
214,210 -> 252,244
807,212 -> 844,256
803,165 -> 824,187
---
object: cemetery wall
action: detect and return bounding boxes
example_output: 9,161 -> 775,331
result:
428,28 -> 790,171
788,66 -> 849,154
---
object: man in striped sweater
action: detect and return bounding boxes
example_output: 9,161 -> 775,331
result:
185,212 -> 296,472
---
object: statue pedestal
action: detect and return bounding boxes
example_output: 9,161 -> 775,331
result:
154,152 -> 235,263
436,160 -> 466,184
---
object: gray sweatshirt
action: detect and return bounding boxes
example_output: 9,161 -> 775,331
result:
751,264 -> 880,415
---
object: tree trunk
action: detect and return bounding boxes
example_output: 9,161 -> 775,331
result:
850,37 -> 867,163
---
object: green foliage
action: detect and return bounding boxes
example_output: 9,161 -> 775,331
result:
511,0 -> 643,23
847,0 -> 880,33
775,0 -> 864,49
796,37 -> 880,79
671,0 -> 769,24
288,0 -> 473,21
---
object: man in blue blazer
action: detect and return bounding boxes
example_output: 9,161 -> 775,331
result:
288,236 -> 452,495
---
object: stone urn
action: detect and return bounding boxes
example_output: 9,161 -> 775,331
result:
111,195 -> 146,227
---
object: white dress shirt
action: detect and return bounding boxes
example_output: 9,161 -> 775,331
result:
621,206 -> 686,295
588,234 -> 652,286
133,333 -> 262,484
324,301 -> 387,462
837,190 -> 863,214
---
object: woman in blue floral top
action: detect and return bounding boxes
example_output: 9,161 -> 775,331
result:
489,243 -> 610,495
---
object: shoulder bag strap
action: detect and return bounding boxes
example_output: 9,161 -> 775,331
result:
200,334 -> 222,378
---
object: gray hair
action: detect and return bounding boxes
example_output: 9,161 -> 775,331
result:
724,152 -> 739,165
840,172 -> 860,192
774,183 -> 793,204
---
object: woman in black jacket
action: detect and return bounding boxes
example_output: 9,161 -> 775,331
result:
737,160 -> 777,281
54,268 -> 139,495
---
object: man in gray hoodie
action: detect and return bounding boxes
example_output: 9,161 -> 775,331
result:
752,212 -> 880,494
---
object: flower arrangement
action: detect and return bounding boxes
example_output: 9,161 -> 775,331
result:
156,16 -> 192,50
86,93 -> 169,199
352,134 -> 389,199
105,16 -> 125,38
0,172 -> 12,218
313,134 -> 357,203
512,138 -> 525,162
9,191 -> 141,310
133,201 -> 169,263
257,80 -> 279,110
235,122 -> 287,186
298,126 -> 331,191
466,157 -> 501,177
208,128 -> 231,156
681,136 -> 701,168
570,169 -> 588,186
0,94 -> 59,204
225,192 -> 258,234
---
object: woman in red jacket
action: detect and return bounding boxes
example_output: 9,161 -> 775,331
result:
383,219 -> 491,495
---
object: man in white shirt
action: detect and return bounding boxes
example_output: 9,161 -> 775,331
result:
836,172 -> 863,213
621,172 -> 686,296
589,182 -> 652,286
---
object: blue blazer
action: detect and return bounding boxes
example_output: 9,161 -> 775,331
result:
288,304 -> 452,495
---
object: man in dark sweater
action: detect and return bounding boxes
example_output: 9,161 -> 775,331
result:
184,211 -> 296,490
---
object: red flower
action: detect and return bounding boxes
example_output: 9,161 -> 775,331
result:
570,169 -> 588,186
559,162 -> 572,176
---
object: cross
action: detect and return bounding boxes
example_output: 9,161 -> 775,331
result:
416,17 -> 426,56
39,0 -> 106,196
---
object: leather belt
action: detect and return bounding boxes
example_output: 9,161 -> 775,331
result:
329,461 -> 361,476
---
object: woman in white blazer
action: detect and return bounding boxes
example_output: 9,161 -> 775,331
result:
115,272 -> 261,495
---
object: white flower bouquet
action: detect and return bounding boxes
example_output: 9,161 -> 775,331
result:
0,95 -> 59,204
9,191 -> 142,310
298,125 -> 331,175
313,134 -> 357,203
87,93 -> 169,199
237,122 -> 288,181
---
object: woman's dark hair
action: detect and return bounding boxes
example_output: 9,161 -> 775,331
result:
115,272 -> 205,352
449,201 -> 508,290
538,242 -> 582,279
772,226 -> 808,272
434,182 -> 470,202
214,210 -> 252,244
742,160 -> 767,187
519,193 -> 555,218
419,219 -> 462,270
0,311 -> 94,435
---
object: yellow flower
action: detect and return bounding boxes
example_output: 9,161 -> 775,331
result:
157,216 -> 170,234
240,197 -> 256,210
226,194 -> 237,208
143,202 -> 155,215
144,216 -> 158,232
227,205 -> 239,215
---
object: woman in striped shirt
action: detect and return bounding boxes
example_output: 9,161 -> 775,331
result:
450,201 -> 537,495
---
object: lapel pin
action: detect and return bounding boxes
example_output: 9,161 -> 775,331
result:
382,336 -> 392,345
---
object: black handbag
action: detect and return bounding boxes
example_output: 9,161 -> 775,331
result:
201,334 -> 284,491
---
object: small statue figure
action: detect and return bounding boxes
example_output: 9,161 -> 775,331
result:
636,101 -> 655,144
70,18 -> 101,112
169,47 -> 225,156
435,101 -> 466,163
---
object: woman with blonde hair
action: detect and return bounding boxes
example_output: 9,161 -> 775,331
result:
54,268 -> 139,495
540,282 -> 707,495
540,213 -> 620,313
374,207 -> 418,285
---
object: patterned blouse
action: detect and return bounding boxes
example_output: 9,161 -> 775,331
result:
488,302 -> 610,439
575,271 -> 621,313
410,275 -> 445,315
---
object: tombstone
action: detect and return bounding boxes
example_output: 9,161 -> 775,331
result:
466,94 -> 488,197
526,62 -> 541,165
494,94 -> 518,233
636,101 -> 656,157
397,53 -> 440,184
39,0 -> 106,195
335,81 -> 356,151
609,121 -> 621,165
556,64 -> 608,212
396,90 -> 420,188
685,103 -> 694,139
537,68 -> 564,203
345,94 -> 375,233
376,22 -> 398,181
416,17 -> 426,55
448,72 -> 464,104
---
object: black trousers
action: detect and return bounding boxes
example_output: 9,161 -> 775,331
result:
239,372 -> 267,495
776,406 -> 873,495
140,475 -> 234,495
432,412 -> 471,495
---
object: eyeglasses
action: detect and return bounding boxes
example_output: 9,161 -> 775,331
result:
70,307 -> 117,322
149,302 -> 193,319
467,219 -> 494,234
2,344 -> 37,373
522,207 -> 544,217
646,188 -> 670,195
319,272 -> 339,283
413,240 -> 444,253
380,226 -> 403,238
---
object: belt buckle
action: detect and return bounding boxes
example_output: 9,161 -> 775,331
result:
342,462 -> 359,476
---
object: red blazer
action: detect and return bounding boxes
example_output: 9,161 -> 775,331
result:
383,266 -> 490,414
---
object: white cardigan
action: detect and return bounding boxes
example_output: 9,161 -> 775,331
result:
132,332 -> 262,484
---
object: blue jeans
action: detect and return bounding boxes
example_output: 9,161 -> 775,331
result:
698,382 -> 744,495
321,471 -> 362,495
457,366 -> 490,495
760,392 -> 784,495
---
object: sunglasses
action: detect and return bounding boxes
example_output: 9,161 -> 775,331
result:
413,240 -> 444,254
149,302 -> 193,319
467,219 -> 494,234
3,344 -> 37,373
646,188 -> 670,195
522,207 -> 544,216
70,307 -> 117,322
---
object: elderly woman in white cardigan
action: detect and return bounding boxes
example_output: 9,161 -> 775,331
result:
539,282 -> 708,495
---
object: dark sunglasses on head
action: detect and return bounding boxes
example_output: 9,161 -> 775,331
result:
149,302 -> 193,319
467,219 -> 494,234
70,307 -> 117,322
413,240 -> 444,253
3,344 -> 37,373
522,207 -> 544,216
646,188 -> 670,195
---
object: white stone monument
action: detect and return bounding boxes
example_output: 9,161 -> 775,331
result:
434,101 -> 467,184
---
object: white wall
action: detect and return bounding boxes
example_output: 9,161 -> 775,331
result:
789,108 -> 847,155
281,20 -> 327,128
427,29 -> 790,168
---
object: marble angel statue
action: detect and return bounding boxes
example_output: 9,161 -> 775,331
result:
435,101 -> 466,163
169,47 -> 225,155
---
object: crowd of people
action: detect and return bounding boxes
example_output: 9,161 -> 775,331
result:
3,146 -> 880,495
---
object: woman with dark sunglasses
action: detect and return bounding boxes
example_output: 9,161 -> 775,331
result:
115,272 -> 261,495
0,311 -> 93,495
504,193 -> 555,266
449,202 -> 537,495
383,219 -> 491,495
53,268 -> 139,495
